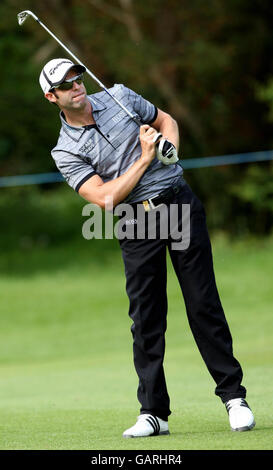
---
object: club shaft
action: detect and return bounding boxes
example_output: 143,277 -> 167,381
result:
27,14 -> 140,125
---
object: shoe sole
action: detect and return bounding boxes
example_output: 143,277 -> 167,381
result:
231,421 -> 256,432
123,430 -> 170,439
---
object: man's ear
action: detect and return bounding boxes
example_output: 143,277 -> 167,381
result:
45,91 -> 58,103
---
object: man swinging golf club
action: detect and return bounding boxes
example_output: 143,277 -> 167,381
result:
38,57 -> 255,437
20,6 -> 255,438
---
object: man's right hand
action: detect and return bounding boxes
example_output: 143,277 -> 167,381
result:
79,125 -> 162,208
139,125 -> 160,164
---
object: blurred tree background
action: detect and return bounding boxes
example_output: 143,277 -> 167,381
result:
0,0 -> 273,251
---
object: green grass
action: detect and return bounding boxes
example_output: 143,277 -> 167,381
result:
0,234 -> 272,450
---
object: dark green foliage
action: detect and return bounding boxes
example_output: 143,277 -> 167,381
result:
0,0 -> 273,237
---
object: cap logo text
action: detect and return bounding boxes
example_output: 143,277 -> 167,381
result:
49,60 -> 72,75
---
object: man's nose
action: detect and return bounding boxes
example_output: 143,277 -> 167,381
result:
73,80 -> 81,90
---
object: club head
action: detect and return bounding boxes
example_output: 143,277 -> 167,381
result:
17,10 -> 38,26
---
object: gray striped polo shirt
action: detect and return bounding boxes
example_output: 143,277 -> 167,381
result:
51,84 -> 183,203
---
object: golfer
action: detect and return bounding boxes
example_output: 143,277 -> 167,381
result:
39,58 -> 255,437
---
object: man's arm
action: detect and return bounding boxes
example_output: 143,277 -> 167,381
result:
151,108 -> 180,152
78,125 -> 158,208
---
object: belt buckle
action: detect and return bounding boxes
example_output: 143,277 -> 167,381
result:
142,200 -> 150,212
142,194 -> 164,212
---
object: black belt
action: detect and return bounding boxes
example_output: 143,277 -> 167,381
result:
134,180 -> 184,212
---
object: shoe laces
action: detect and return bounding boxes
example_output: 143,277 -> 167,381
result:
225,398 -> 249,412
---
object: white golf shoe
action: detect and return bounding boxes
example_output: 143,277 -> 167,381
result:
123,414 -> 170,438
225,398 -> 255,431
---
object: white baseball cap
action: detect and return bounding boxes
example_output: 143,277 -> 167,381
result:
39,58 -> 86,94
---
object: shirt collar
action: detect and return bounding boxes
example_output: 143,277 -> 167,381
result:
59,93 -> 107,142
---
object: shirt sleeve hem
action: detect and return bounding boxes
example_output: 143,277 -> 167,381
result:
75,172 -> 96,192
146,106 -> 158,124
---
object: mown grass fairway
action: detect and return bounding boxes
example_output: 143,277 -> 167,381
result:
0,235 -> 272,450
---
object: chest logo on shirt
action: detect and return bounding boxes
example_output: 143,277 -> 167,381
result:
79,140 -> 95,155
112,110 -> 126,124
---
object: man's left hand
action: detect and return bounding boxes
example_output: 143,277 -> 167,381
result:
156,138 -> 179,165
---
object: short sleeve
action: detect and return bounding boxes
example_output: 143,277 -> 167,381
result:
51,149 -> 96,192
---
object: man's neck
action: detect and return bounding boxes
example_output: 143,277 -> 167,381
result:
62,99 -> 95,127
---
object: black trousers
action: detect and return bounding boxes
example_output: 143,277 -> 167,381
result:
119,182 -> 246,421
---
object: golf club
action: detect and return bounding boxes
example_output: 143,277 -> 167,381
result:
17,10 -> 142,126
17,10 -> 178,164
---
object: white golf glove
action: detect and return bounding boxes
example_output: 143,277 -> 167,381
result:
153,132 -> 179,165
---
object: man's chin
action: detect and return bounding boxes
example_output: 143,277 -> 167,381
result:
61,94 -> 88,111
72,97 -> 88,109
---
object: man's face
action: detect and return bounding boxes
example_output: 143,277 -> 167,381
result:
45,68 -> 87,110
